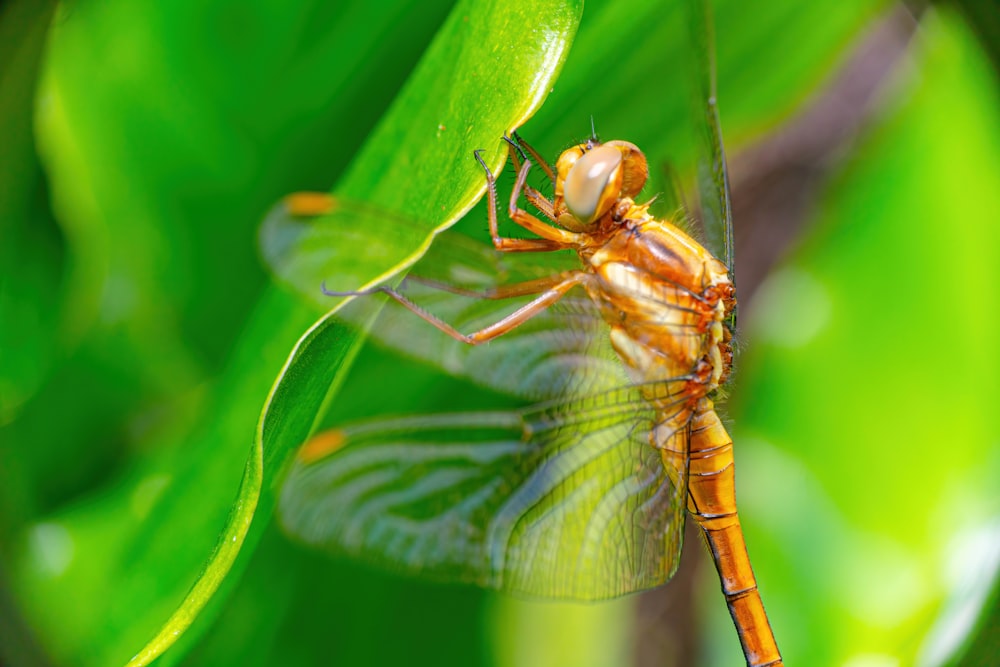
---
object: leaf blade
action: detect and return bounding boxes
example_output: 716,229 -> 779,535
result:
124,1 -> 583,664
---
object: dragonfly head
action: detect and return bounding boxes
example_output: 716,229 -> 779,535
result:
555,140 -> 648,225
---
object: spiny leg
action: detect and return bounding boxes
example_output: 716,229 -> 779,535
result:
506,156 -> 586,244
511,131 -> 556,186
406,271 -> 584,300
324,271 -> 589,345
474,149 -> 580,252
503,135 -> 557,221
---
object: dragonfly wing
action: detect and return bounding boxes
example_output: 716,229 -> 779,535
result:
280,386 -> 687,600
335,230 -> 708,402
687,2 -> 735,279
260,194 -> 433,311
267,196 -> 699,599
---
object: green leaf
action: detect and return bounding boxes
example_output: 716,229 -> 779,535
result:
122,1 -> 583,665
0,0 -> 60,424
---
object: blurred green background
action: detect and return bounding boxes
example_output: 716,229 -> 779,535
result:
1,1 -> 998,666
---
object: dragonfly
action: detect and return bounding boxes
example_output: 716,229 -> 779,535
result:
263,128 -> 783,666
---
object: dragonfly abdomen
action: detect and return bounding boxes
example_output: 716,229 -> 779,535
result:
587,219 -> 780,665
688,403 -> 783,667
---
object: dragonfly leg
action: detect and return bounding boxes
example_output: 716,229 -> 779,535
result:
475,150 -> 580,252
407,271 -> 584,300
321,282 -> 384,298
508,158 -> 587,244
373,272 -> 588,345
511,131 -> 557,186
521,188 -> 557,222
504,135 -> 557,221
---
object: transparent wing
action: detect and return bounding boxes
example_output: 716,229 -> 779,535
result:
692,70 -> 734,277
262,106 -> 730,598
260,193 -> 433,312
280,385 -> 688,601
268,217 -> 696,599
361,242 -> 616,401
687,0 -> 736,294
262,193 -> 648,399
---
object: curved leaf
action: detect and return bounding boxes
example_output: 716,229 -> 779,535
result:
261,1 -> 584,305
272,0 -> 722,610
124,1 -> 582,665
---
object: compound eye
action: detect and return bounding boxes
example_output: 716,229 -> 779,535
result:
563,144 -> 622,223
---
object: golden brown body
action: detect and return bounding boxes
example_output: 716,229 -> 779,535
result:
688,404 -> 782,667
579,201 -> 781,667
304,135 -> 783,665
506,137 -> 782,666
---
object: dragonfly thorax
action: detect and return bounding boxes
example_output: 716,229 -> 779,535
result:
582,213 -> 734,414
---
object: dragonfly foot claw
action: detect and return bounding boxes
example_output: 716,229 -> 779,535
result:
320,281 -> 379,298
